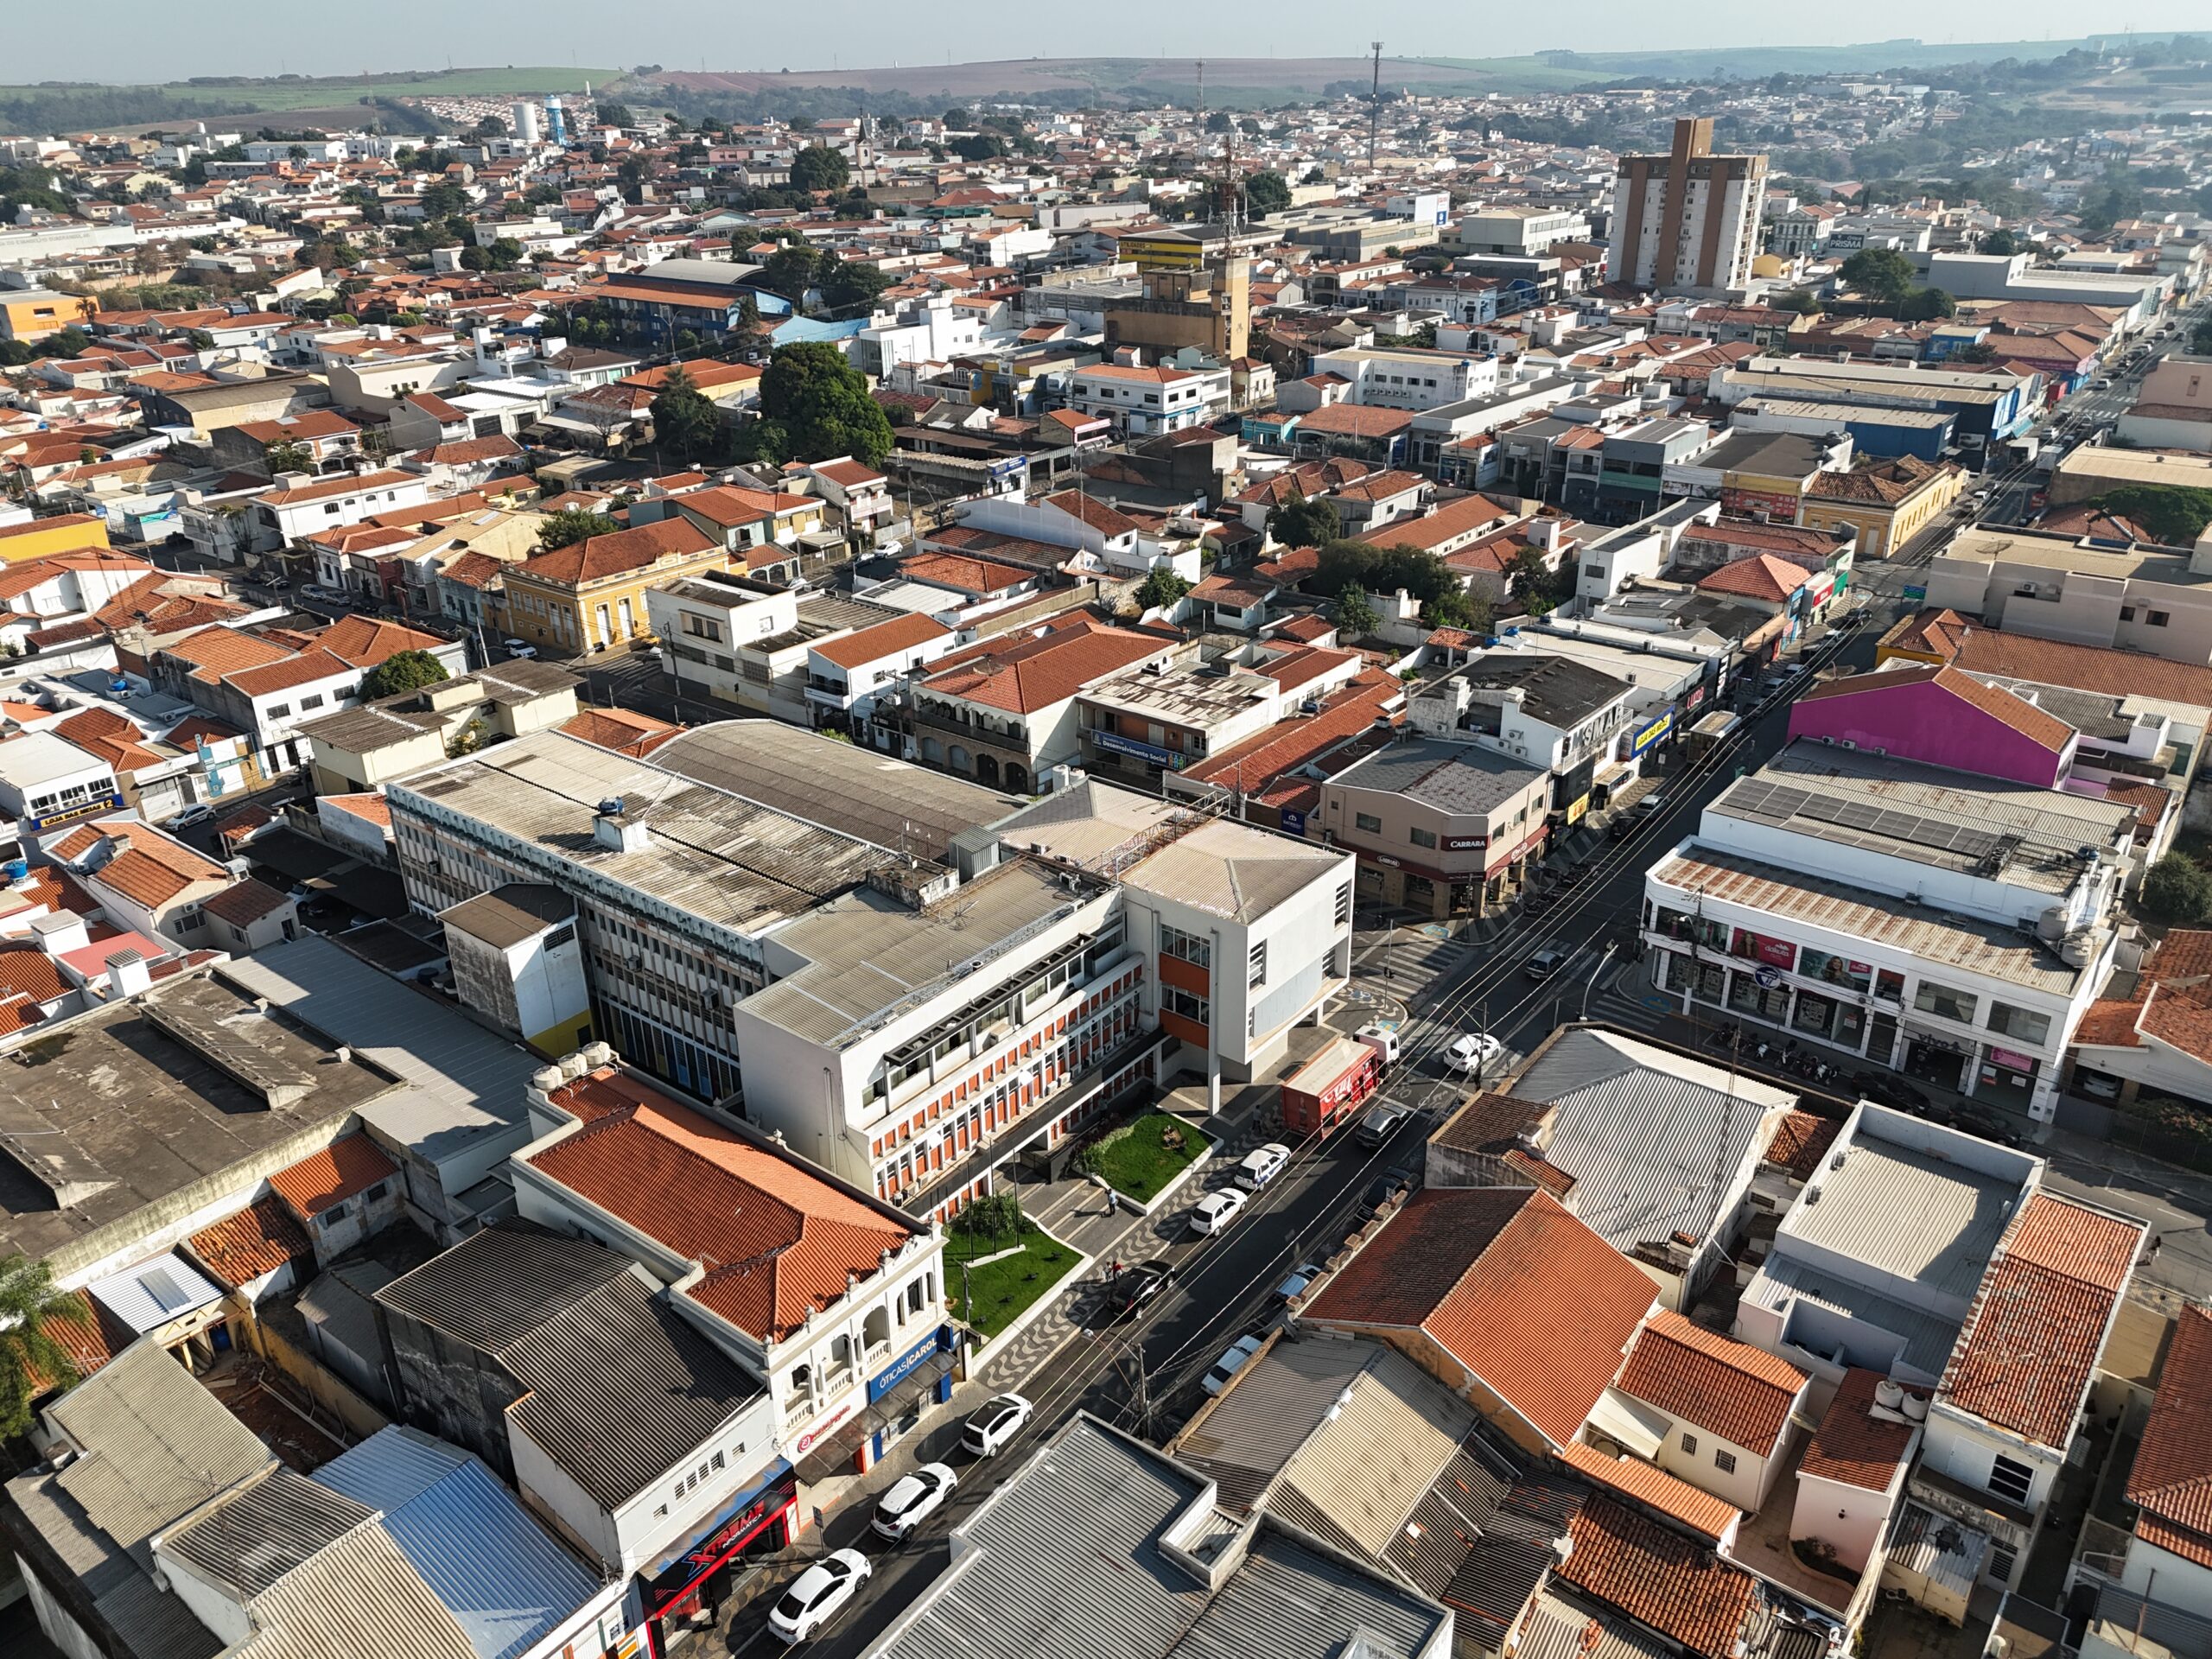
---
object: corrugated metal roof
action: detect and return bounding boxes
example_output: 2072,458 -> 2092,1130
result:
1648,848 -> 2087,997
49,1341 -> 273,1557
87,1250 -> 226,1335
1274,1348 -> 1479,1558
870,1414 -> 1446,1659
376,1224 -> 763,1512
1510,1029 -> 1792,1255
231,1517 -> 479,1659
313,1427 -> 601,1659
162,1465 -> 374,1600
1175,1338 -> 1382,1512
1519,1588 -> 1679,1659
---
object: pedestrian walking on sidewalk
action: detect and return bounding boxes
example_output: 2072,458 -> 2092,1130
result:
1107,1189 -> 1121,1217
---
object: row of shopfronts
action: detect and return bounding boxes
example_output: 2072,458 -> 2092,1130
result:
635,1323 -> 962,1656
1647,928 -> 2055,1118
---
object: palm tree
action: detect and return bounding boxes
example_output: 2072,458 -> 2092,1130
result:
0,1253 -> 92,1437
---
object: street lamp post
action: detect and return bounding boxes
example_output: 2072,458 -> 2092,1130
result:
1582,942 -> 1620,1022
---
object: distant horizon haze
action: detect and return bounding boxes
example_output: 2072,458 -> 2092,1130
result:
8,4 -> 2209,86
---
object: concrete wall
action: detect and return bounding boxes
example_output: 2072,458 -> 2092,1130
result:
1794,1468 -> 1906,1575
379,1303 -> 526,1481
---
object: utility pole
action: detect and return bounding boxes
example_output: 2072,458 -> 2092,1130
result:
1368,41 -> 1384,173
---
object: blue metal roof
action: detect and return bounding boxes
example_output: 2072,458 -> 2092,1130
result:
314,1427 -> 600,1659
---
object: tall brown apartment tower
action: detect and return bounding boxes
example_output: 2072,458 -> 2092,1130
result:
1612,118 -> 1769,296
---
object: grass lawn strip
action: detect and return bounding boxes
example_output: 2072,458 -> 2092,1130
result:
946,1224 -> 1081,1341
1086,1111 -> 1214,1205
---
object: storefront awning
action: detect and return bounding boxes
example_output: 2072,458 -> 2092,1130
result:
867,1351 -> 955,1431
643,1461 -> 797,1618
792,1411 -> 873,1485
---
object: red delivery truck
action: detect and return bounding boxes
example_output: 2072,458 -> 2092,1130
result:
1281,1035 -> 1383,1138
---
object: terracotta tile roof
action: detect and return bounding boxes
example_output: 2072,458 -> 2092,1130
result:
1885,613 -> 2212,711
670,484 -> 813,528
1294,403 -> 1416,439
922,623 -> 1161,715
1763,1110 -> 1841,1181
2126,1304 -> 2212,1568
35,1290 -> 120,1389
54,707 -> 163,772
190,1194 -> 313,1288
163,625 -> 297,682
1040,489 -> 1141,539
1356,492 -> 1518,553
899,551 -> 1037,594
1695,554 -> 1809,604
1799,1367 -> 1917,1492
1305,1187 -> 1656,1446
1558,1497 -> 1755,1659
1616,1311 -> 1805,1455
1271,613 -> 1338,643
267,1133 -> 398,1219
314,613 -> 448,667
224,645 -> 355,699
319,791 -> 393,827
91,831 -> 227,909
1940,1193 -> 2141,1448
0,942 -> 71,1004
1558,1442 -> 1738,1541
1179,671 -> 1399,790
530,1066 -> 910,1343
560,707 -> 680,758
200,876 -> 289,928
518,516 -> 718,587
811,611 -> 950,671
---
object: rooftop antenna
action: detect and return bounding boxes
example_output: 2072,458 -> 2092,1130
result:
1369,41 -> 1384,173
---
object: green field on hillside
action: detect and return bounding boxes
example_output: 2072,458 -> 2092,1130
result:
0,68 -> 612,133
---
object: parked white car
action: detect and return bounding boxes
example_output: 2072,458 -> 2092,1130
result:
1235,1141 -> 1291,1191
1203,1333 -> 1266,1396
766,1548 -> 870,1644
501,637 -> 538,659
1188,1187 -> 1249,1236
871,1463 -> 957,1541
961,1392 -> 1033,1457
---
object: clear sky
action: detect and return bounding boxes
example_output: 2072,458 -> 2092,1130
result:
11,3 -> 2208,85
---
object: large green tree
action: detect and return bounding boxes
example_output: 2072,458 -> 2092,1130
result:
789,145 -> 851,194
360,649 -> 450,700
1266,490 -> 1338,550
652,365 -> 721,461
760,244 -> 822,302
1840,247 -> 1916,303
2144,855 -> 2212,925
1332,583 -> 1381,636
1897,286 -> 1956,321
537,507 -> 620,550
820,259 -> 889,315
759,341 -> 894,465
1245,170 -> 1291,219
0,1254 -> 91,1437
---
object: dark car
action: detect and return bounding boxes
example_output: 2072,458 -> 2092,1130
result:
1109,1259 -> 1174,1322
